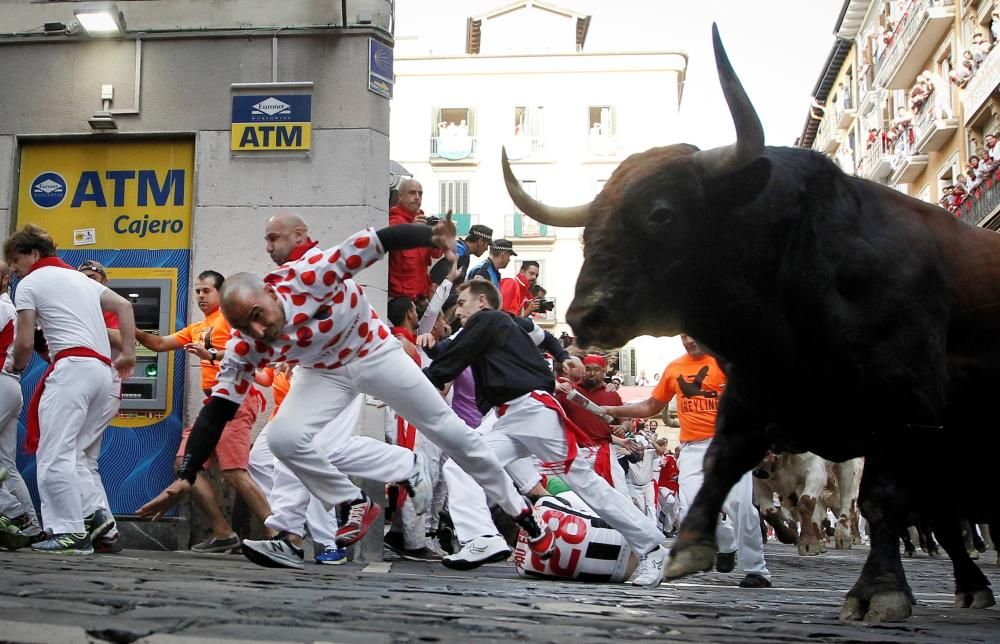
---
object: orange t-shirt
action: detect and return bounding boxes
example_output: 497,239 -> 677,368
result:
170,307 -> 232,392
651,353 -> 725,443
271,370 -> 291,418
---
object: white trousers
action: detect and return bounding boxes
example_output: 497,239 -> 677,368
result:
481,393 -> 663,555
677,438 -> 770,578
627,481 -> 656,518
36,358 -> 113,534
266,340 -> 526,523
87,378 -> 122,537
0,374 -> 36,527
249,396 -> 361,545
658,488 -> 678,534
443,410 -> 541,544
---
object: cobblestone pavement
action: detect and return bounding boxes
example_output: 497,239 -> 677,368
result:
1,540 -> 1000,643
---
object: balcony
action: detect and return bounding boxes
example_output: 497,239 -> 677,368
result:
874,0 -> 956,90
960,171 -> 1000,227
587,133 -> 623,157
430,134 -> 477,163
858,64 -> 880,115
962,46 -> 1000,124
505,212 -> 554,244
835,95 -> 857,130
505,135 -> 545,161
889,129 -> 929,184
860,132 -> 894,181
912,89 -> 959,153
813,115 -> 840,155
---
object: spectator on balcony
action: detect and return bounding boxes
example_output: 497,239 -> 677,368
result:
953,181 -> 968,210
950,62 -> 973,89
389,179 -> 443,300
909,79 -> 931,112
986,133 -> 1000,163
967,158 -> 984,191
467,239 -> 516,290
454,225 -> 493,285
500,260 -> 539,317
866,127 -> 879,149
922,69 -> 955,119
838,82 -> 852,110
972,33 -> 992,66
992,11 -> 1000,43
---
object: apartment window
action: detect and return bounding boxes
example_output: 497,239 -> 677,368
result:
439,180 -> 469,214
507,106 -> 545,159
431,107 -> 476,160
917,184 -> 931,204
587,106 -> 615,136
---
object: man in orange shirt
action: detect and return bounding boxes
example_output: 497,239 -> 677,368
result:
136,270 -> 269,553
603,334 -> 771,588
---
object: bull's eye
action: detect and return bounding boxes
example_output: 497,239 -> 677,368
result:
649,206 -> 673,225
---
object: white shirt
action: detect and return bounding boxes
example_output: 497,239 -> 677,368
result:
0,293 -> 16,370
214,228 -> 391,404
15,265 -> 111,357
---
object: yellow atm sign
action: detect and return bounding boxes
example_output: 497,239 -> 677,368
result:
231,95 -> 311,151
17,140 -> 194,250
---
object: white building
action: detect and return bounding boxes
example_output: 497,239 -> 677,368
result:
390,0 -> 688,379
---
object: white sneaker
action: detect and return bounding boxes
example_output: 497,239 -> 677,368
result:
632,545 -> 668,587
241,533 -> 305,569
404,453 -> 433,515
442,534 -> 512,571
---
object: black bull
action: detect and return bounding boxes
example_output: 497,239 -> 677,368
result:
503,25 -> 1000,622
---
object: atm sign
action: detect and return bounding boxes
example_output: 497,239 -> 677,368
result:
231,94 -> 311,151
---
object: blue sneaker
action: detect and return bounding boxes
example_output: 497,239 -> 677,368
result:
315,546 -> 349,565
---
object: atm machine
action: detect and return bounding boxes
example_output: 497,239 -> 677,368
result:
108,278 -> 171,410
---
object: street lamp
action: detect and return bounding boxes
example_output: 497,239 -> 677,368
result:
73,3 -> 127,37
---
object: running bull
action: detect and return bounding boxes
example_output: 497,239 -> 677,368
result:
502,25 -> 1000,622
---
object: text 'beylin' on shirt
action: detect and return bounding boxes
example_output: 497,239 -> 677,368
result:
212,228 -> 391,405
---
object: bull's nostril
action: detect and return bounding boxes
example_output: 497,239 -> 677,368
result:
568,305 -> 613,340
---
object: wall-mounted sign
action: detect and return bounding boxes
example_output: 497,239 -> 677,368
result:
231,94 -> 312,151
369,38 -> 393,99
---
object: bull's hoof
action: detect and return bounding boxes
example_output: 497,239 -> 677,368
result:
840,592 -> 913,622
798,540 -> 826,556
839,597 -> 866,621
834,537 -> 852,550
955,589 -> 996,609
666,542 -> 716,580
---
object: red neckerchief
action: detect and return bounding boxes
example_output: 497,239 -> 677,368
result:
286,238 -> 319,262
391,325 -> 417,345
26,256 -> 74,275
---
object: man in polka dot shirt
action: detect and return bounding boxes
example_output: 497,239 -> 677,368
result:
139,219 -> 554,567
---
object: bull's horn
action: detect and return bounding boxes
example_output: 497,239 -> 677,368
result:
695,24 -> 764,177
502,147 -> 593,227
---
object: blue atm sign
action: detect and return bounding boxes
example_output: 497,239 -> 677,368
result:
231,94 -> 312,151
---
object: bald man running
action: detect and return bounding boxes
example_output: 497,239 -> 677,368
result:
139,219 -> 555,568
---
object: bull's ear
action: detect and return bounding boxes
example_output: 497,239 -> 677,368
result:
705,157 -> 771,209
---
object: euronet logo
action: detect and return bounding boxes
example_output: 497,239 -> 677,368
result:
252,97 -> 291,117
30,172 -> 67,209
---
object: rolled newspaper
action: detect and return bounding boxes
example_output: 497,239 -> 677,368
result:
566,388 -> 616,424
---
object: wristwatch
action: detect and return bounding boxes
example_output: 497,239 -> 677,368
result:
208,348 -> 219,362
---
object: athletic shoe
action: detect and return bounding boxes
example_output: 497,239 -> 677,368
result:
0,466 -> 7,482
242,532 -> 305,569
403,453 -> 433,515
513,503 -> 555,560
84,508 -> 115,542
715,550 -> 737,573
335,494 -> 382,548
11,513 -> 42,538
0,513 -> 31,551
94,533 -> 124,553
425,535 -> 450,558
632,545 -> 668,587
315,546 -> 349,565
442,535 -> 512,570
738,573 -> 773,588
30,532 -> 94,555
191,534 -> 241,553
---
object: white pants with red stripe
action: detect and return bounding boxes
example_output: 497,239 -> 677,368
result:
249,394 -> 360,545
445,410 -> 544,544
266,340 -> 527,522
677,438 -> 770,579
0,373 -> 37,528
36,358 -> 113,534
482,392 -> 664,555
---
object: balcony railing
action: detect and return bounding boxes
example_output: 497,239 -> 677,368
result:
505,135 -> 545,160
858,64 -> 878,113
835,93 -> 857,129
875,0 -> 956,89
813,115 -> 839,155
888,128 -> 928,183
430,135 -> 477,161
960,171 -> 1000,227
912,88 -> 958,153
587,133 -> 622,157
860,131 -> 893,180
962,45 -> 1000,123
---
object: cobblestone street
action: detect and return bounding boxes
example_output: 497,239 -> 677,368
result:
2,539 -> 1000,643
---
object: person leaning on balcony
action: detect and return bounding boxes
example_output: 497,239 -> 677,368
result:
992,12 -> 1000,43
986,134 -> 1000,163
388,178 -> 443,300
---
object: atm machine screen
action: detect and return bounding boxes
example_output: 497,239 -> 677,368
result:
108,278 -> 171,410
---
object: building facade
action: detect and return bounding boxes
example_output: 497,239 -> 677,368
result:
390,0 -> 687,379
800,0 -> 1000,231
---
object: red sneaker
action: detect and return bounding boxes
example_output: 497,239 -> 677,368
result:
335,495 -> 382,547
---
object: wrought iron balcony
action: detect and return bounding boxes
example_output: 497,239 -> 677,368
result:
912,89 -> 959,153
813,115 -> 840,155
960,171 -> 1000,227
430,135 -> 477,162
860,131 -> 893,181
874,0 -> 956,90
888,129 -> 928,184
962,46 -> 1000,124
